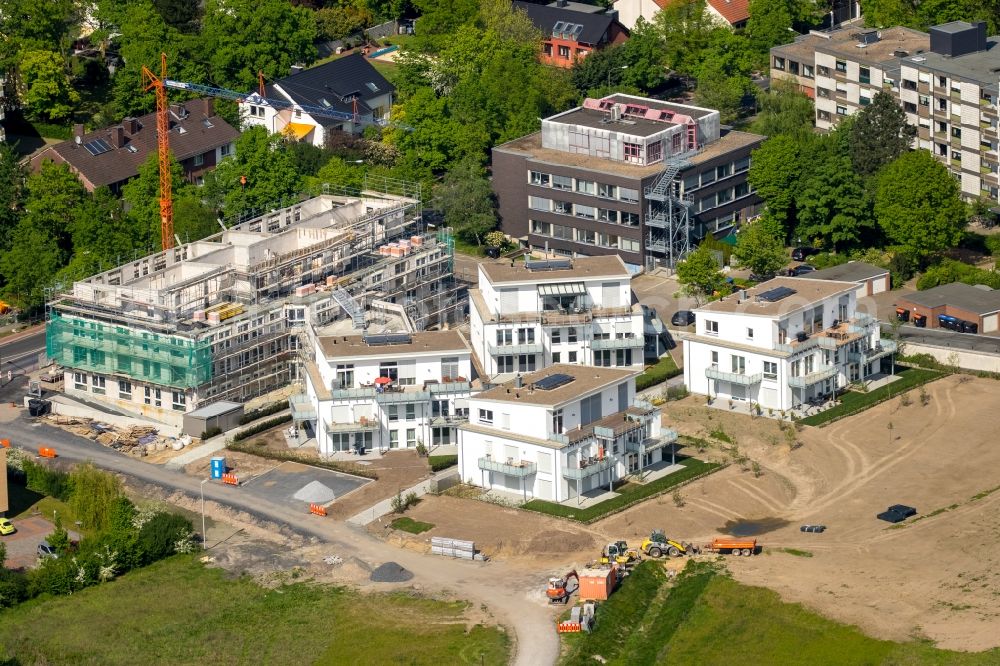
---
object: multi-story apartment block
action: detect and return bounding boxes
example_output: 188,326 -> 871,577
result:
456,364 -> 677,502
468,255 -> 666,377
295,325 -> 474,456
46,190 -> 464,426
681,277 -> 896,411
771,21 -> 1000,201
493,94 -> 764,270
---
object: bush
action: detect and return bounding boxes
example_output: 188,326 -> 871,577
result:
665,385 -> 689,401
22,460 -> 72,500
916,258 -> 1000,291
239,402 -> 288,425
200,427 -> 223,440
428,455 -> 457,471
986,235 -> 1000,257
636,356 -> 682,392
232,415 -> 293,441
68,464 -> 122,532
136,513 -> 193,566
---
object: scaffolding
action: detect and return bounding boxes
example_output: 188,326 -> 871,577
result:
644,155 -> 694,270
46,311 -> 212,389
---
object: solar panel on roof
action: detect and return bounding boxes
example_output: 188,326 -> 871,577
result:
534,373 -> 574,390
525,259 -> 572,271
363,333 -> 412,346
83,138 -> 113,156
757,286 -> 797,303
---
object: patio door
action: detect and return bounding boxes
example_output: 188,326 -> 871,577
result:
627,453 -> 639,473
731,384 -> 747,401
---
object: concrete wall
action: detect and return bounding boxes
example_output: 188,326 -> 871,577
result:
903,341 -> 1000,373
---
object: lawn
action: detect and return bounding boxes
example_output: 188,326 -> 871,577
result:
521,458 -> 720,523
391,516 -> 435,534
799,367 -> 944,427
0,555 -> 509,665
7,481 -> 81,530
635,355 -> 682,392
562,561 -> 1000,665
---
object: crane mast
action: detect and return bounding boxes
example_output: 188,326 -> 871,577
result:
140,53 -> 174,251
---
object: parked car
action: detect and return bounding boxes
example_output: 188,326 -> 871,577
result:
670,310 -> 696,326
37,541 -> 59,559
0,518 -> 15,535
748,272 -> 775,283
791,247 -> 819,261
876,504 -> 917,523
787,264 -> 816,277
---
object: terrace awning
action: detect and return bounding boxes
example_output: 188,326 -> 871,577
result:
538,282 -> 586,297
284,122 -> 314,141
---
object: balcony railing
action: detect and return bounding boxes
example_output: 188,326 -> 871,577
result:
430,414 -> 468,426
591,336 -> 644,351
849,339 -> 898,363
375,390 -> 432,404
563,456 -> 615,480
705,367 -> 763,386
326,419 -> 379,434
788,365 -> 839,388
626,430 -> 677,453
288,393 -> 316,421
478,457 -> 537,477
488,341 -> 544,356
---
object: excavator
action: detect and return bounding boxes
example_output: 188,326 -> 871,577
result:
546,569 -> 579,604
640,530 -> 697,558
599,540 -> 641,567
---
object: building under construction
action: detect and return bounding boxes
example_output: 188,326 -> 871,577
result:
45,185 -> 465,426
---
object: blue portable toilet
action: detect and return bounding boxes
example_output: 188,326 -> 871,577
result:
210,456 -> 226,479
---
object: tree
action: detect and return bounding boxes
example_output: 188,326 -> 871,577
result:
676,244 -> 726,301
17,49 -> 80,122
750,78 -> 814,137
748,135 -> 805,236
121,153 -> 185,253
733,216 -> 788,277
152,0 -> 203,32
479,0 -> 541,44
747,0 -> 794,55
23,161 -> 87,250
850,91 -> 916,176
0,0 -> 77,56
694,54 -> 751,124
410,0 -> 480,52
653,0 -> 716,75
0,219 -> 63,309
0,144 -> 26,253
203,127 -> 303,219
795,155 -> 873,250
433,158 -> 496,245
315,5 -> 372,41
68,464 -> 123,532
875,151 -> 966,258
60,187 -> 132,282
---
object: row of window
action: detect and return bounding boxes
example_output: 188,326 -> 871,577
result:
530,220 -> 642,252
528,196 -> 641,225
542,43 -> 588,60
709,352 -> 779,380
71,373 -> 186,410
681,157 -> 751,193
529,172 -> 640,203
772,57 -> 815,80
694,183 -> 752,212
496,327 -> 580,345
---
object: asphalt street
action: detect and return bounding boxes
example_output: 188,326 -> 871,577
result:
0,326 -> 46,379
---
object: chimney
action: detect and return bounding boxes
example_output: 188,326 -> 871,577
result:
123,117 -> 139,136
202,98 -> 214,118
290,64 -> 304,76
73,124 -> 84,142
110,126 -> 125,148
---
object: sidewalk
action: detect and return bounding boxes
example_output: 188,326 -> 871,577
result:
346,466 -> 458,526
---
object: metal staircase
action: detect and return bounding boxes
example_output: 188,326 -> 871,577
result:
332,287 -> 365,329
644,154 -> 694,270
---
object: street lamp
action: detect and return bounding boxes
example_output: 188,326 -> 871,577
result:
608,65 -> 629,91
200,478 -> 208,551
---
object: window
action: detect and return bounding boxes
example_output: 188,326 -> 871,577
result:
531,220 -> 552,236
496,329 -> 513,345
552,328 -> 562,344
817,65 -> 830,76
518,354 -> 537,371
862,95 -> 873,107
389,430 -> 399,448
118,380 -> 132,400
551,175 -> 572,190
553,200 -> 572,214
567,327 -> 578,343
552,352 -> 561,363
731,355 -> 746,375
951,127 -> 962,138
623,143 -> 642,163
388,405 -> 399,422
672,133 -> 682,153
836,105 -> 848,116
479,409 -> 494,425
220,143 -> 232,157
405,404 -> 416,420
172,391 -> 186,411
700,169 -> 716,186
618,187 -> 639,203
552,224 -> 573,240
903,101 -> 915,113
597,208 -> 618,223
543,43 -> 552,56
574,204 -> 596,219
92,376 -> 106,395
576,228 -> 595,244
817,87 -> 831,99
517,328 -> 535,344
859,66 -> 871,84
802,64 -> 814,78
530,171 -> 550,186
683,173 -> 700,191
746,328 -> 754,340
575,179 -> 595,194
621,211 -> 639,226
773,57 -> 785,71
710,351 -> 719,368
646,140 -> 663,163
552,409 -> 563,433
335,364 -> 354,388
145,387 -> 161,407
406,428 -> 417,447
717,163 -> 732,179
568,351 -> 577,363
441,356 -> 459,381
705,320 -> 719,335
788,61 -> 799,76
379,362 -> 398,381
529,196 -> 551,211
919,95 -> 929,107
74,372 -> 87,390
620,237 -> 640,252
558,45 -> 570,58
763,361 -> 777,380
735,182 -> 750,198
193,153 -> 205,167
598,183 -> 615,199
497,355 -> 514,373
835,60 -> 847,73
717,188 -> 733,204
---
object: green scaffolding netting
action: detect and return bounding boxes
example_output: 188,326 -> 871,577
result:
46,312 -> 212,389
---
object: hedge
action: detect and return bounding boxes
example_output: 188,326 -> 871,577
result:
232,415 -> 293,442
428,455 -> 457,472
239,402 -> 289,425
798,367 -> 944,427
225,440 -> 378,480
636,355 -> 682,392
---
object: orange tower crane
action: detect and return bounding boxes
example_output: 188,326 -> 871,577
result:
140,53 -> 174,251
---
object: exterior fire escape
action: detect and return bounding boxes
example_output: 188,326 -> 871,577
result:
644,153 -> 694,270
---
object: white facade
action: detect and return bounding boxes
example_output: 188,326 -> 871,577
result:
457,365 -> 676,502
298,326 -> 474,457
611,0 -> 662,31
240,88 -> 393,145
682,278 -> 897,412
468,256 -> 653,377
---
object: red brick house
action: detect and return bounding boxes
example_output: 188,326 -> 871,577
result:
514,1 -> 630,69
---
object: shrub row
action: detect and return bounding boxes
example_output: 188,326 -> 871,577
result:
900,353 -> 1000,380
232,415 -> 293,442
798,367 -> 943,427
225,440 -> 378,480
428,455 -> 457,472
239,402 -> 289,425
636,356 -> 682,392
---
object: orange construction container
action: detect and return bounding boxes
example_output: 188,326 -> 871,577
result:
705,537 -> 758,555
577,566 -> 617,601
38,447 -> 57,458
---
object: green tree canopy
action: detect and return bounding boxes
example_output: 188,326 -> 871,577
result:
676,244 -> 726,301
733,215 -> 788,277
795,155 -> 873,251
750,78 -> 815,137
433,157 -> 497,245
0,144 -> 26,253
0,220 -> 63,309
17,49 -> 80,122
22,161 -> 87,249
748,135 -> 805,236
874,151 -> 966,258
653,0 -> 715,75
850,90 -> 916,176
204,127 -> 303,219
122,153 -> 186,253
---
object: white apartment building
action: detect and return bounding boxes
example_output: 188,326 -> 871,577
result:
468,256 -> 661,377
295,326 -> 474,456
682,277 -> 897,412
457,364 -> 677,502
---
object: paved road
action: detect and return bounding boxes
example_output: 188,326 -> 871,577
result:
2,413 -> 559,666
0,326 -> 46,380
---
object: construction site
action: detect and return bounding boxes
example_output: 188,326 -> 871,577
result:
44,183 -> 466,427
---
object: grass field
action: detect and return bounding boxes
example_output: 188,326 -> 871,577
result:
561,561 -> 1000,665
799,367 -> 943,427
0,556 -> 509,665
391,516 -> 435,534
522,459 -> 720,523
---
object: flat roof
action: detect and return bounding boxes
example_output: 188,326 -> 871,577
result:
898,282 -> 1000,315
494,129 -> 763,178
808,261 -> 889,283
480,255 -> 630,285
318,330 -> 470,359
814,26 -> 930,65
772,33 -> 827,62
604,94 -> 716,119
474,364 -> 637,407
185,400 -> 243,419
552,107 -> 676,137
695,277 -> 856,317
903,37 -> 1000,88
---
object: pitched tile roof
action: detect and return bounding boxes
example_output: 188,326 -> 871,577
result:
706,0 -> 750,25
513,1 -> 622,45
34,99 -> 238,189
267,53 -> 394,126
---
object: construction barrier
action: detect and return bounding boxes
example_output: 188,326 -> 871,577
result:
221,473 -> 240,486
0,439 -> 9,448
38,446 -> 57,458
557,622 -> 582,633
309,503 -> 327,517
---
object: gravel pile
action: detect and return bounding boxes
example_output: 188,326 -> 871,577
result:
293,480 -> 336,504
370,561 -> 413,583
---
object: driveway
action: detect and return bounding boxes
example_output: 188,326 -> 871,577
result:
0,413 -> 559,666
2,515 -> 80,570
242,460 -> 369,510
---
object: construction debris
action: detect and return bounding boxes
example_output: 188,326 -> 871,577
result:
43,415 -> 179,456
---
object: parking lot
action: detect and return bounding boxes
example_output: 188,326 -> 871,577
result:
240,461 -> 371,511
1,515 -> 76,570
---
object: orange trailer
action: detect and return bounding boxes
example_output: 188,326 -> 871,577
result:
577,565 -> 619,601
703,537 -> 758,556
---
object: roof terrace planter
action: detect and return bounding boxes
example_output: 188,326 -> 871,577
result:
478,457 -> 537,477
705,368 -> 763,386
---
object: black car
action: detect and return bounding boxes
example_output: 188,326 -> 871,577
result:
787,264 -> 816,277
671,310 -> 696,326
792,247 -> 819,261
749,272 -> 775,283
876,504 -> 917,523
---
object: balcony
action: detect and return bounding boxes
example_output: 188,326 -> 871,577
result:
375,389 -> 432,404
705,367 -> 763,386
326,418 -> 378,434
288,393 -> 316,421
488,341 -> 544,356
788,365 -> 839,388
592,336 -> 644,351
430,413 -> 468,426
478,457 -> 537,477
626,430 -> 677,454
849,339 -> 898,364
563,456 -> 616,480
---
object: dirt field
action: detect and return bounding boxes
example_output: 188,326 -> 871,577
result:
592,374 -> 1000,651
325,450 -> 431,519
